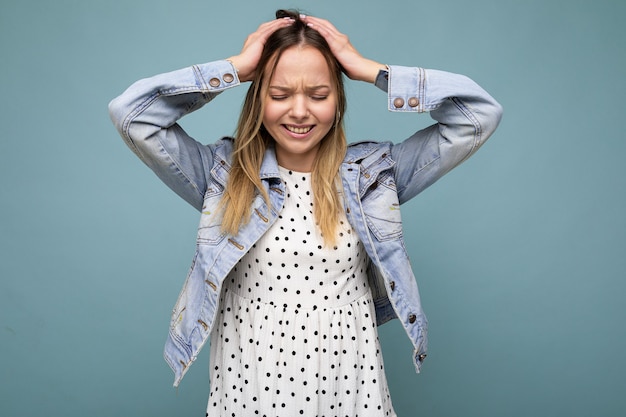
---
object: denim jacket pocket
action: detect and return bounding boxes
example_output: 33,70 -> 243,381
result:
361,172 -> 403,241
365,212 -> 402,241
197,185 -> 226,245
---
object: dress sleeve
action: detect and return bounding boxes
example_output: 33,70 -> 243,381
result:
375,66 -> 503,204
108,60 -> 240,211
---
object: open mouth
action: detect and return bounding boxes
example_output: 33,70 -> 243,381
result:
284,125 -> 313,135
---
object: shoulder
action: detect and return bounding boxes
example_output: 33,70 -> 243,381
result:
344,141 -> 396,180
345,141 -> 393,165
345,141 -> 391,161
211,136 -> 235,162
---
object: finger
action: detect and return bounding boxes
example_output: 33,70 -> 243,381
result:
232,17 -> 295,82
302,16 -> 342,37
303,16 -> 350,52
256,17 -> 295,37
245,18 -> 295,46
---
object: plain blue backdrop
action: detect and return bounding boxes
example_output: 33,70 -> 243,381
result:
1,0 -> 625,416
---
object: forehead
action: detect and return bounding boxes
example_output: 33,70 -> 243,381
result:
268,45 -> 332,87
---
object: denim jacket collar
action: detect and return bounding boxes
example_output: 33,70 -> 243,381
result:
211,138 -> 394,187
211,139 -> 296,184
344,141 -> 396,198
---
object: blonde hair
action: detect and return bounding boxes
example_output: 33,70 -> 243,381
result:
220,12 -> 347,245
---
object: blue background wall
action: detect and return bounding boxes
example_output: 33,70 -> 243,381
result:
1,0 -> 625,416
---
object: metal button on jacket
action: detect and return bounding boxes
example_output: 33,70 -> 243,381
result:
408,97 -> 419,107
209,78 -> 221,87
393,97 -> 405,108
408,313 -> 417,324
223,73 -> 234,83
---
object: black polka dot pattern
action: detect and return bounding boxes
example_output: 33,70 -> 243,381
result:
207,167 -> 395,416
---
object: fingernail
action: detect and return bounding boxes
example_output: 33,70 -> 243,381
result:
299,14 -> 307,18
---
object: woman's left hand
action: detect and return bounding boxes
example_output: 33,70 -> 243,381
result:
302,15 -> 387,83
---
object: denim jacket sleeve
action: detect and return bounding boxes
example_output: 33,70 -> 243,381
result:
108,60 -> 241,211
376,66 -> 503,204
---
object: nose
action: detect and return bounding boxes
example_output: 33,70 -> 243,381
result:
289,94 -> 309,120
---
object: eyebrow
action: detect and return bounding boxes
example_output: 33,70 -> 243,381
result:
268,85 -> 331,93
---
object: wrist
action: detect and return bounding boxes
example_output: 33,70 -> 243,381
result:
225,58 -> 239,74
226,56 -> 253,82
362,60 -> 388,83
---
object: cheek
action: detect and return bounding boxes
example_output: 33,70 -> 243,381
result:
317,101 -> 338,125
262,103 -> 280,125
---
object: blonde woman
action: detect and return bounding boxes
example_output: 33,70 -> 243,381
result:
109,10 -> 502,416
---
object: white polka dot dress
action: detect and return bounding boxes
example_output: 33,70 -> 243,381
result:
207,167 -> 396,417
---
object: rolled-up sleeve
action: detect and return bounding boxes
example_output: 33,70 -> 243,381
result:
376,66 -> 503,204
108,60 -> 240,210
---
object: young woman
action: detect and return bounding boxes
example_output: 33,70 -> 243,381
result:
109,10 -> 502,416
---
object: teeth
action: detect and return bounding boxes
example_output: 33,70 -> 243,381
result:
285,125 -> 312,134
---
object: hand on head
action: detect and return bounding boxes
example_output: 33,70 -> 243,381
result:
227,11 -> 386,84
226,16 -> 296,82
300,15 -> 386,83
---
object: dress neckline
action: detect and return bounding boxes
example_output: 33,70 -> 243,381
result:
278,165 -> 312,177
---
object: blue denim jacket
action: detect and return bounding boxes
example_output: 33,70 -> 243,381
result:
109,60 -> 502,387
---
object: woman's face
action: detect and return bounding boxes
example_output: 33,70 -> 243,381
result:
262,45 -> 337,172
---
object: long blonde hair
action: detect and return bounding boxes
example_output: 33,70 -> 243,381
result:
220,11 -> 347,245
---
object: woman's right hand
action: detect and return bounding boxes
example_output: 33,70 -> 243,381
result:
226,17 -> 295,82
